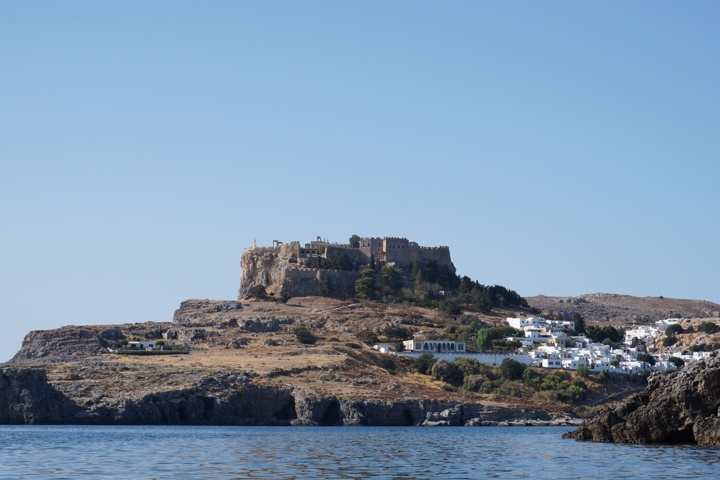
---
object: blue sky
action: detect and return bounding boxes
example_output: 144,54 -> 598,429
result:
1,1 -> 719,361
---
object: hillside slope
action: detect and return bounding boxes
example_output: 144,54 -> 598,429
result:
2,297 -> 578,426
527,293 -> 720,325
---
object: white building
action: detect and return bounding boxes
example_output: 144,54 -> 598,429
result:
126,341 -> 157,350
507,317 -> 575,333
624,325 -> 659,347
402,339 -> 466,354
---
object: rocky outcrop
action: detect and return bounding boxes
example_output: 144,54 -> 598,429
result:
172,299 -> 242,324
565,352 -> 720,445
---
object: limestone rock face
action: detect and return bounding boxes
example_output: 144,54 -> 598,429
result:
172,299 -> 242,324
565,352 -> 720,445
239,244 -> 360,298
239,244 -> 296,297
0,368 -> 80,423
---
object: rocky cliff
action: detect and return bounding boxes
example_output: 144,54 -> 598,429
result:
565,351 -> 720,445
0,367 -> 573,426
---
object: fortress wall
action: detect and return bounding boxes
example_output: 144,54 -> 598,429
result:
279,241 -> 301,258
325,245 -> 369,265
280,268 -> 359,297
358,237 -> 383,259
406,245 -> 454,271
382,237 -> 411,264
324,270 -> 360,296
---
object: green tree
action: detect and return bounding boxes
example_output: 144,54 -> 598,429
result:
636,353 -> 656,366
349,234 -> 361,248
500,358 -> 527,380
413,353 -> 437,374
665,324 -> 684,335
380,264 -> 404,292
700,322 -> 720,334
572,313 -> 586,334
454,357 -> 483,378
438,300 -> 462,318
576,364 -> 590,378
430,359 -> 463,385
355,267 -> 376,299
475,327 -> 522,353
668,356 -> 685,368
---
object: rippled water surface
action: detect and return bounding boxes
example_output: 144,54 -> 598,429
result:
1,425 -> 719,479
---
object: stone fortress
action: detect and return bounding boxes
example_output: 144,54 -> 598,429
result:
239,236 -> 455,298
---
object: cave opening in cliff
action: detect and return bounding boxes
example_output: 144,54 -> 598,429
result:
319,400 -> 341,426
274,398 -> 297,422
201,396 -> 215,420
403,409 -> 415,426
664,426 -> 695,444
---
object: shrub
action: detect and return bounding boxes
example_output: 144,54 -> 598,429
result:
494,381 -> 522,397
376,355 -> 396,373
463,374 -> 490,392
564,384 -> 588,403
597,371 -> 609,384
454,357 -> 484,378
437,300 -> 462,317
413,353 -> 437,374
345,342 -> 362,349
663,335 -> 678,347
522,368 -> 540,389
700,322 -> 720,334
382,326 -> 414,340
293,326 -> 317,345
430,359 -> 463,385
665,324 -> 684,335
247,285 -> 268,299
576,364 -> 590,378
500,358 -> 527,380
356,330 -> 379,345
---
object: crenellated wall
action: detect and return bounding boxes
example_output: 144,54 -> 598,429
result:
239,236 -> 455,299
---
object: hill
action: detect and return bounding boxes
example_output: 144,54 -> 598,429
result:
1,296 -> 603,426
526,293 -> 720,325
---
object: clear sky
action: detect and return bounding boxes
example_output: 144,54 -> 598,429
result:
1,1 -> 719,362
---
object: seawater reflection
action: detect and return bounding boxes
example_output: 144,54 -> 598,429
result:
0,425 -> 719,479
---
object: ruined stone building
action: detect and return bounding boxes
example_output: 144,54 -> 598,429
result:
239,236 -> 455,298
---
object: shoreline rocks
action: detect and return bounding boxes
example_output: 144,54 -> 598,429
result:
564,352 -> 720,445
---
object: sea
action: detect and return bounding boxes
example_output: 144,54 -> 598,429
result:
0,425 -> 718,479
